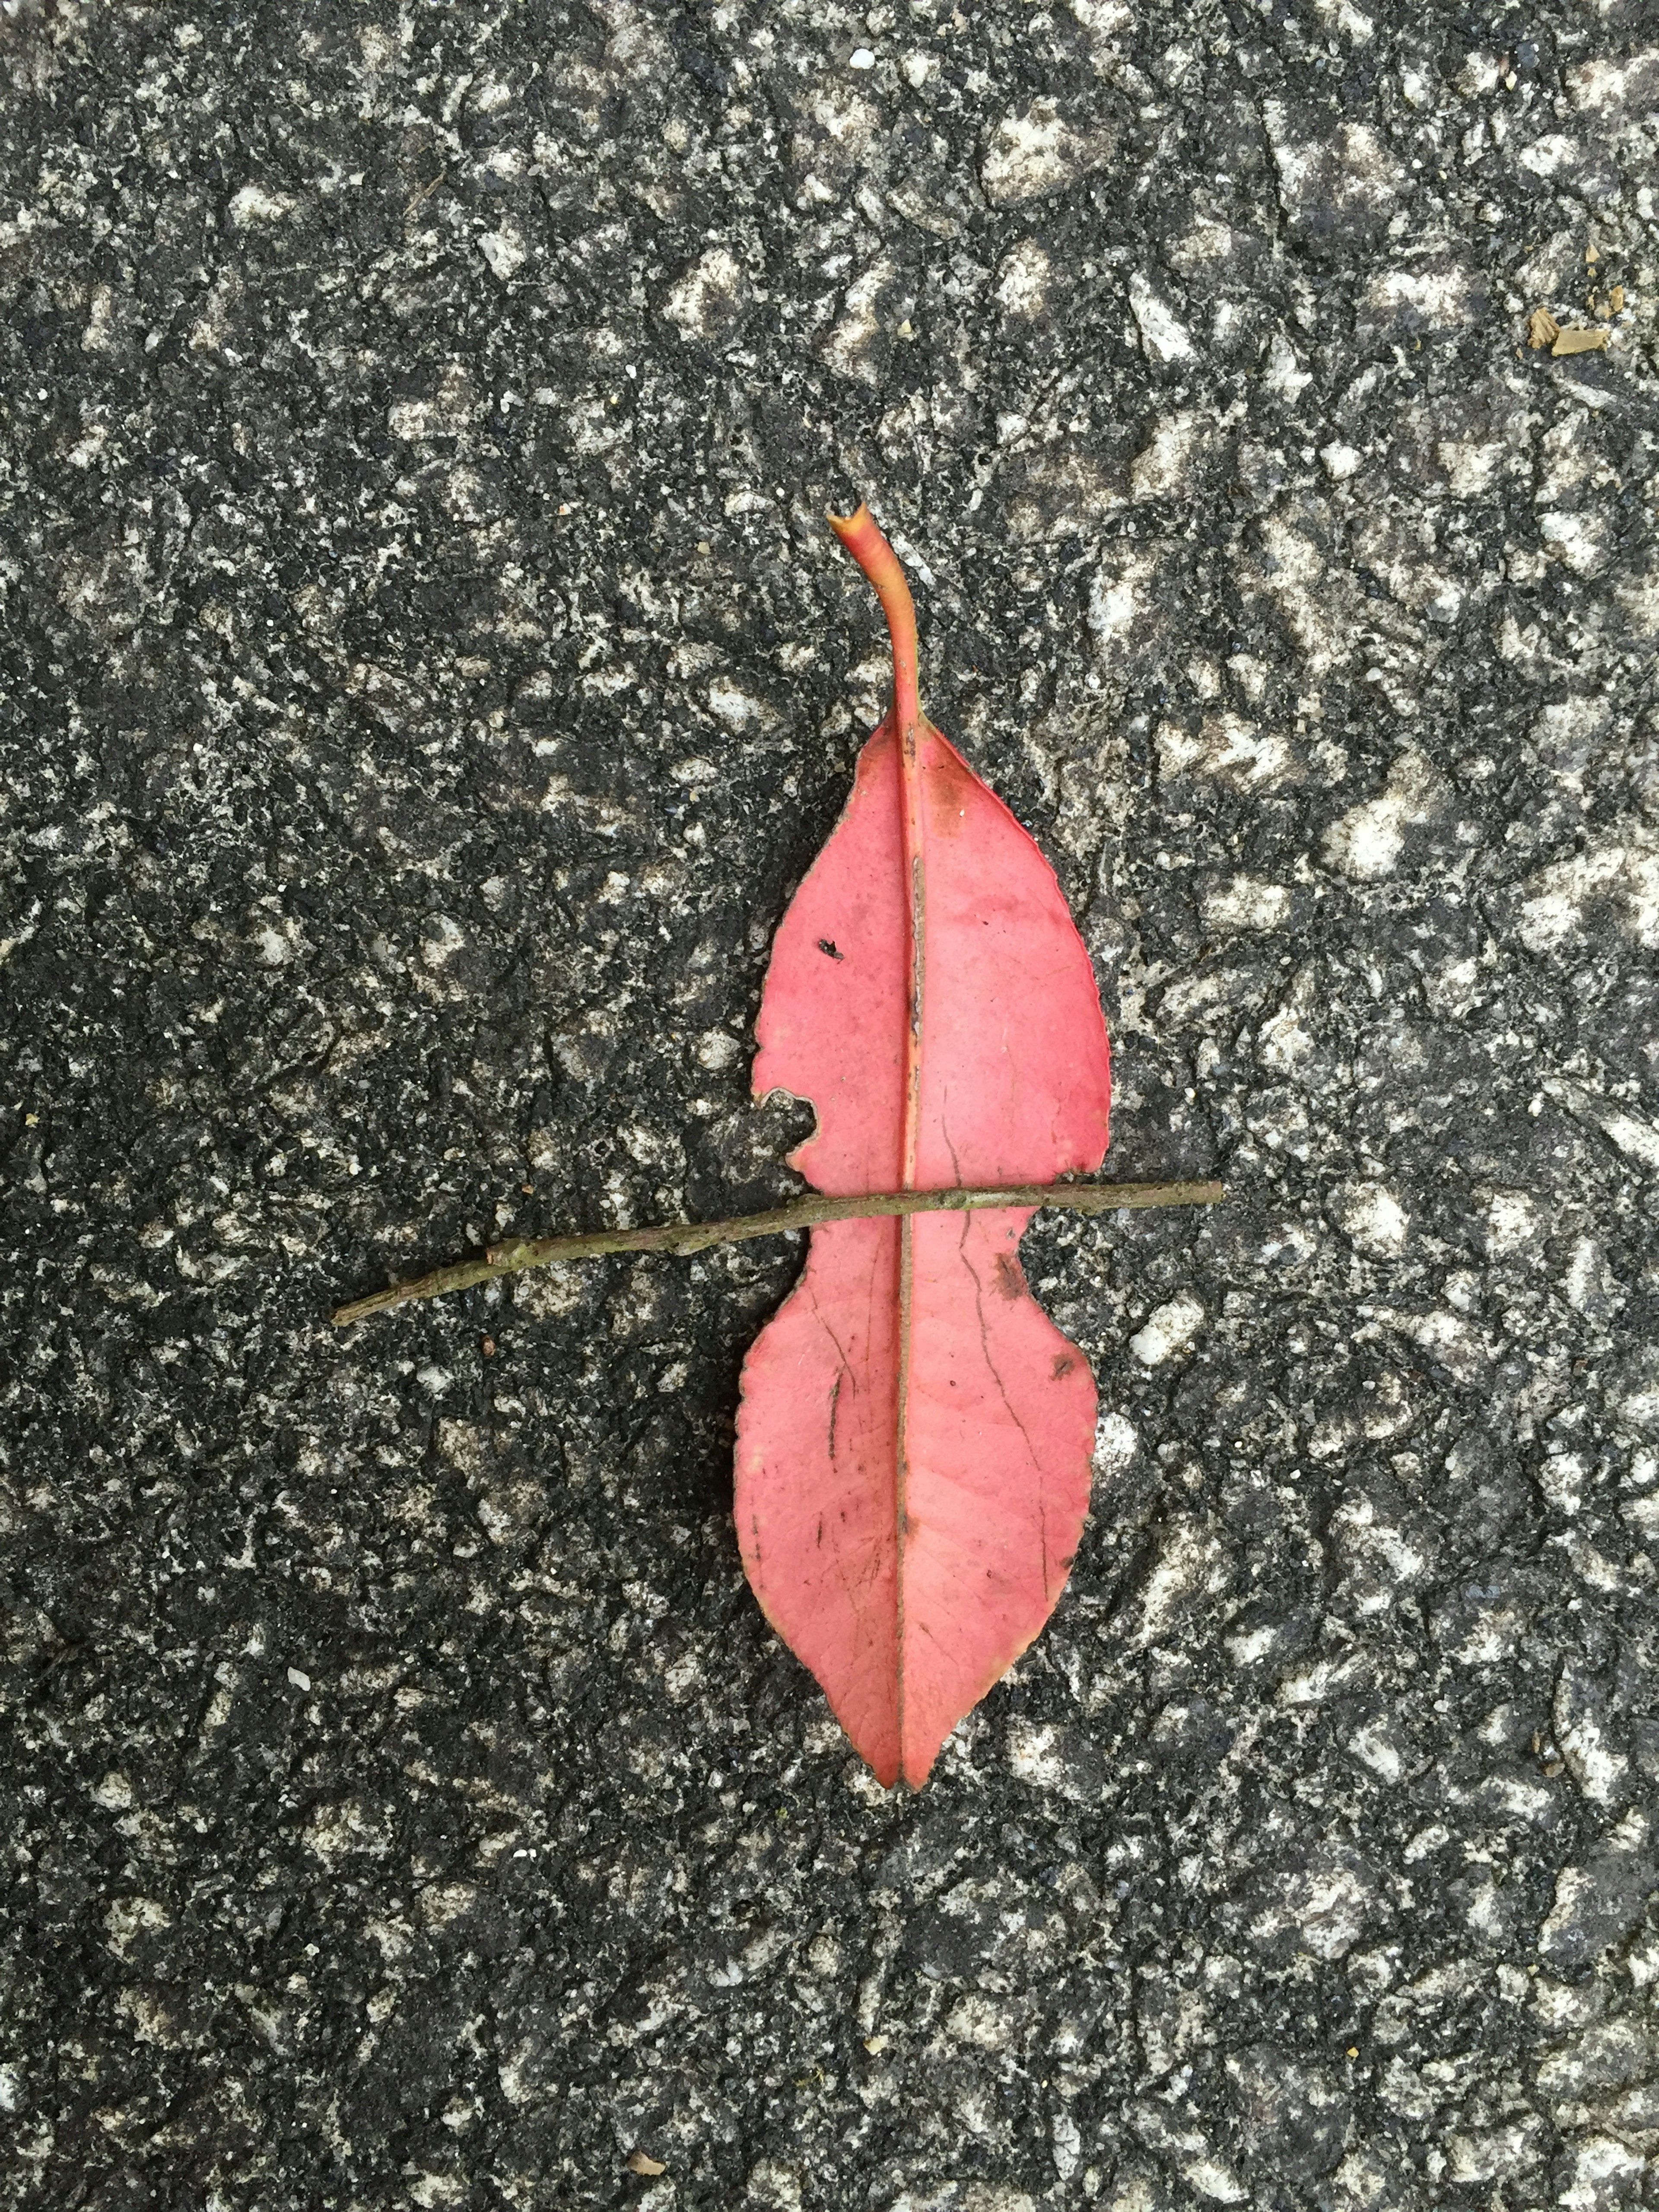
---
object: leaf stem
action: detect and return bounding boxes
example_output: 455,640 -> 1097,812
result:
828,503 -> 921,735
331,1179 -> 1225,1327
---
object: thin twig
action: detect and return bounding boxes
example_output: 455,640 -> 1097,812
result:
405,171 -> 446,217
331,1179 -> 1225,1328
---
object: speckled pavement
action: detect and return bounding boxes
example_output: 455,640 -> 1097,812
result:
3,3 -> 1659,2208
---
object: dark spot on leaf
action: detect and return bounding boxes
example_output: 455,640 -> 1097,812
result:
993,1252 -> 1023,1298
817,938 -> 844,960
1052,1353 -> 1076,1379
926,752 -> 976,833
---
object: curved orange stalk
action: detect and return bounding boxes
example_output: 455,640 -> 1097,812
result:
827,505 -> 921,738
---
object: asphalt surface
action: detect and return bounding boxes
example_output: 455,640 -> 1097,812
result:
3,2 -> 1659,2208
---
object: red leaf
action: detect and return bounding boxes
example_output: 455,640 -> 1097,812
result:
734,506 -> 1112,1788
